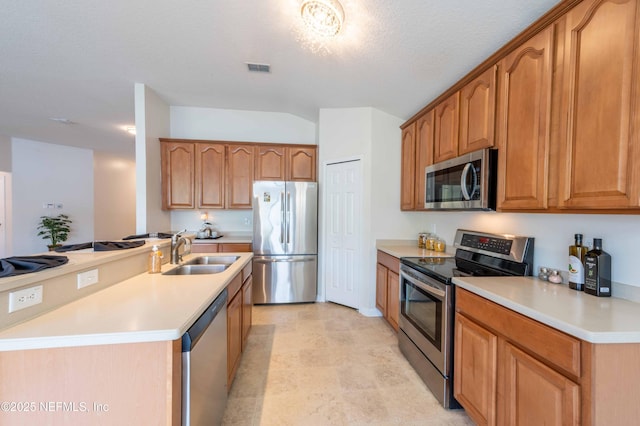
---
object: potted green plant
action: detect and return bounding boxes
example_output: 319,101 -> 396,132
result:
37,214 -> 72,250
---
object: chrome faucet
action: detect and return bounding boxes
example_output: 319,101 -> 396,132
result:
170,230 -> 191,264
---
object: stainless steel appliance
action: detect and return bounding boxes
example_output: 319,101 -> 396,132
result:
399,229 -> 534,408
252,181 -> 318,304
425,148 -> 497,210
182,288 -> 228,425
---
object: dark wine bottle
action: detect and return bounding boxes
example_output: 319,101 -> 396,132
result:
584,238 -> 611,297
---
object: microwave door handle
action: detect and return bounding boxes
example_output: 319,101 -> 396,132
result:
460,163 -> 473,200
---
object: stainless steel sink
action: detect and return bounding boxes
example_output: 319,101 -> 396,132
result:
162,264 -> 230,275
184,256 -> 239,266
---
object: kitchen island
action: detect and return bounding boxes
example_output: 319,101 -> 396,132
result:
453,276 -> 640,425
0,251 -> 253,426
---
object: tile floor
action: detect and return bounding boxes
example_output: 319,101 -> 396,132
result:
223,302 -> 474,426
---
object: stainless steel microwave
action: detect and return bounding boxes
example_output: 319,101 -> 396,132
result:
424,148 -> 497,210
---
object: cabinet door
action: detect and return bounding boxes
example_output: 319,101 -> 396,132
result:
557,0 -> 640,209
459,65 -> 497,155
219,243 -> 252,252
161,142 -> 195,209
400,122 -> 417,210
502,342 -> 580,426
227,145 -> 254,209
433,92 -> 460,163
375,263 -> 388,316
454,313 -> 498,426
242,275 -> 253,349
196,143 -> 225,209
497,26 -> 554,210
288,146 -> 317,181
386,270 -> 400,332
255,145 -> 286,181
414,110 -> 434,210
227,291 -> 243,387
191,243 -> 219,253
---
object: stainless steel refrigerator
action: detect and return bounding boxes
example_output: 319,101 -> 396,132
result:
252,181 -> 318,304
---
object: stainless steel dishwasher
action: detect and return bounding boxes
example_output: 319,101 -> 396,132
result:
182,288 -> 228,425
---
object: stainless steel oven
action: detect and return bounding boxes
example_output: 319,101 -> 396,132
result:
399,229 -> 534,409
425,148 -> 497,210
399,263 -> 456,407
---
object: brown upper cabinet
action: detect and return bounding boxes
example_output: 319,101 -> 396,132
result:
161,141 -> 196,209
496,26 -> 554,211
556,0 -> 640,209
459,65 -> 497,155
400,0 -> 640,214
255,145 -> 317,181
400,123 -> 416,210
414,110 -> 435,210
161,140 -> 316,210
226,145 -> 254,209
196,143 -> 225,209
433,92 -> 460,163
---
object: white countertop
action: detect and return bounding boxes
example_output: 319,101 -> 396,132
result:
0,252 -> 253,351
453,276 -> 640,344
376,240 -> 453,259
192,233 -> 252,244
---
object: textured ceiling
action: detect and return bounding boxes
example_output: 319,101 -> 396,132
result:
0,0 -> 560,157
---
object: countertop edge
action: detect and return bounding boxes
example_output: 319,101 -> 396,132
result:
453,277 -> 640,344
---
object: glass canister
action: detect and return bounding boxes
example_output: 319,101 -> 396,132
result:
425,235 -> 437,251
434,238 -> 446,253
418,233 -> 428,248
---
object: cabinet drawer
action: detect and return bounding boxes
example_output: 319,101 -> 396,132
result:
242,262 -> 252,283
220,243 -> 252,252
227,273 -> 243,301
191,243 -> 219,253
377,250 -> 400,274
456,288 -> 580,378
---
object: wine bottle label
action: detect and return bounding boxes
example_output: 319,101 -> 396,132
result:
568,255 -> 585,284
585,256 -> 597,291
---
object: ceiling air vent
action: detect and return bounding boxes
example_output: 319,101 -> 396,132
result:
246,63 -> 271,73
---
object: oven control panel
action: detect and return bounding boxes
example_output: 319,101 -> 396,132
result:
459,233 -> 512,255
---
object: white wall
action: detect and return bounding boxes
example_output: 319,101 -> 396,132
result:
168,106 -> 317,232
94,152 -> 137,240
318,107 -> 405,314
0,134 -> 11,172
11,138 -> 94,254
135,84 -> 171,234
409,211 -> 640,296
170,106 -> 316,144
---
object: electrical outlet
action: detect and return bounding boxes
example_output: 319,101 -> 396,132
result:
244,217 -> 251,225
8,285 -> 43,313
77,269 -> 99,289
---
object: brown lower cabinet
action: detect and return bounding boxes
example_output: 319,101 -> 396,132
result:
454,288 -> 640,426
375,250 -> 400,331
227,261 -> 253,387
191,242 -> 252,253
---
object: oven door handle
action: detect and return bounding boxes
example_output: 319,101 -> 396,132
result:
401,271 -> 446,300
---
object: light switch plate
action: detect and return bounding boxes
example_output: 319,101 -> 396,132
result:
8,285 -> 43,313
77,269 -> 99,289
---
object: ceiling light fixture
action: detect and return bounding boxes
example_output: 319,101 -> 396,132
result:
300,0 -> 345,37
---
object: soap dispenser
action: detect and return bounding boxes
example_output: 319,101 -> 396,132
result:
148,245 -> 163,274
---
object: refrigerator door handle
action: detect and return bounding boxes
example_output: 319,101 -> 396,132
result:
254,257 -> 316,263
280,191 -> 285,244
286,191 -> 291,244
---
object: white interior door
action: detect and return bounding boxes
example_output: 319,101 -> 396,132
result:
324,159 -> 362,309
0,174 -> 7,258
